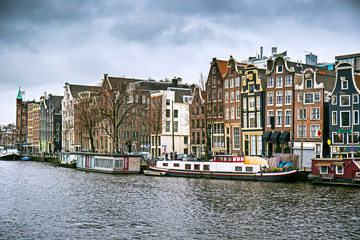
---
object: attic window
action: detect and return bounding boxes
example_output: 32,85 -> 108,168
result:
212,67 -> 216,74
277,65 -> 283,73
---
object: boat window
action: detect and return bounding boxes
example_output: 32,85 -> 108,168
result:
246,167 -> 253,172
185,164 -> 191,170
241,157 -> 244,161
235,166 -> 242,171
203,165 -> 210,171
174,163 -> 180,167
236,157 -> 240,161
218,157 -> 223,161
224,157 -> 227,161
163,163 -> 168,167
194,164 -> 200,170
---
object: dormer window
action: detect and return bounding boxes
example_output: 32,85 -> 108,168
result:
306,79 -> 312,89
277,65 -> 283,73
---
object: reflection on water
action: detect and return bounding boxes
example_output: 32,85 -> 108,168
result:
1,161 -> 359,239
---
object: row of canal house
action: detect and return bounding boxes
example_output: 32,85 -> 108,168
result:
189,53 -> 360,168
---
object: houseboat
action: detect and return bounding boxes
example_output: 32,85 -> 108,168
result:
311,158 -> 360,186
76,152 -> 141,174
59,152 -> 77,168
145,155 -> 298,182
0,148 -> 21,161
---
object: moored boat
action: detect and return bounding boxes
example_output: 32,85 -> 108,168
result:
146,155 -> 298,182
0,149 -> 21,161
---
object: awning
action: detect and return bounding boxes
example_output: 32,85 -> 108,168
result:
332,162 -> 344,166
262,131 -> 272,142
279,131 -> 290,143
315,162 -> 333,167
270,131 -> 281,142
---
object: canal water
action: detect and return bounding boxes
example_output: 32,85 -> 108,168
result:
1,161 -> 359,239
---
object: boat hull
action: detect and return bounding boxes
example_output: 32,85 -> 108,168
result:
0,153 -> 21,161
148,166 -> 298,182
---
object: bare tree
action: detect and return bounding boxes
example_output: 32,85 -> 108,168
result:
99,81 -> 140,153
74,93 -> 101,152
198,72 -> 207,91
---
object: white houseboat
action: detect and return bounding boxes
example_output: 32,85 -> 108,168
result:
76,152 -> 141,174
146,155 -> 298,182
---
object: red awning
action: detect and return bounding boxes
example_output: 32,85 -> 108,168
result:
315,162 -> 333,167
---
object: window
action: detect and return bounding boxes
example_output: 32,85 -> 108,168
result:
340,95 -> 350,106
230,78 -> 234,88
285,110 -> 291,126
236,91 -> 240,102
354,110 -> 359,125
174,163 -> 180,167
249,113 -> 256,128
218,89 -> 222,100
230,92 -> 234,103
257,135 -> 262,155
320,166 -> 328,174
225,107 -> 229,119
298,93 -> 303,103
166,99 -> 170,105
246,167 -> 253,172
276,91 -> 283,105
230,106 -> 234,119
243,113 -> 248,128
256,96 -> 261,109
332,95 -> 337,105
336,165 -> 344,175
185,164 -> 191,170
225,79 -> 229,89
184,136 -> 188,144
233,127 -> 240,150
235,77 -> 240,87
332,111 -> 337,125
174,121 -> 178,132
297,124 -> 306,138
333,133 -> 343,143
249,97 -> 255,110
340,111 -> 350,127
163,163 -> 168,167
285,75 -> 292,86
251,135 -> 256,155
225,92 -> 229,103
348,133 -> 359,144
235,166 -> 242,171
236,106 -> 240,119
314,92 -> 320,102
276,110 -> 282,126
285,90 -> 292,105
306,79 -> 312,89
276,76 -> 283,88
166,109 -> 170,118
166,121 -> 170,132
305,93 -> 313,104
354,94 -> 359,104
310,125 -> 320,138
257,112 -> 261,128
277,65 -> 283,73
310,108 -> 320,120
298,108 -> 306,120
249,84 -> 254,93
267,110 -> 274,127
194,164 -> 200,170
268,77 -> 274,87
213,76 -> 217,86
243,98 -> 247,110
341,79 -> 348,89
203,165 -> 210,171
267,92 -> 274,105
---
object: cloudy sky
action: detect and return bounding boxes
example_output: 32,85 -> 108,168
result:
1,0 -> 359,124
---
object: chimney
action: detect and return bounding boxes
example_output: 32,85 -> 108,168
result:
272,47 -> 277,56
172,78 -> 178,87
260,46 -> 263,58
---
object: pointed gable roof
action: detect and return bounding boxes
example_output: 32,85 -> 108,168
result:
216,59 -> 228,78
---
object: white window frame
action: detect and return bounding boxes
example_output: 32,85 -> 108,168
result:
225,107 -> 229,120
243,98 -> 247,110
235,77 -> 240,87
267,92 -> 274,106
353,94 -> 359,104
276,65 -> 283,73
230,91 -> 234,103
304,93 -> 314,104
354,110 -> 359,125
340,111 -> 351,127
298,108 -> 307,120
276,76 -> 283,88
249,97 -> 255,110
276,110 -> 283,126
314,92 -> 320,102
276,91 -> 283,106
298,93 -> 303,103
230,106 -> 234,119
320,166 -> 328,174
249,113 -> 256,128
225,79 -> 229,89
336,165 -> 344,175
236,106 -> 240,119
268,77 -> 274,88
267,110 -> 274,127
340,95 -> 350,107
297,124 -> 306,138
332,111 -> 337,125
285,90 -> 292,105
256,96 -> 261,109
341,79 -> 348,90
332,132 -> 344,144
285,109 -> 291,127
230,78 -> 234,88
236,90 -> 240,102
243,113 -> 248,128
225,92 -> 229,103
305,79 -> 312,89
285,75 -> 292,86
310,124 -> 320,138
310,107 -> 320,120
257,112 -> 261,128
